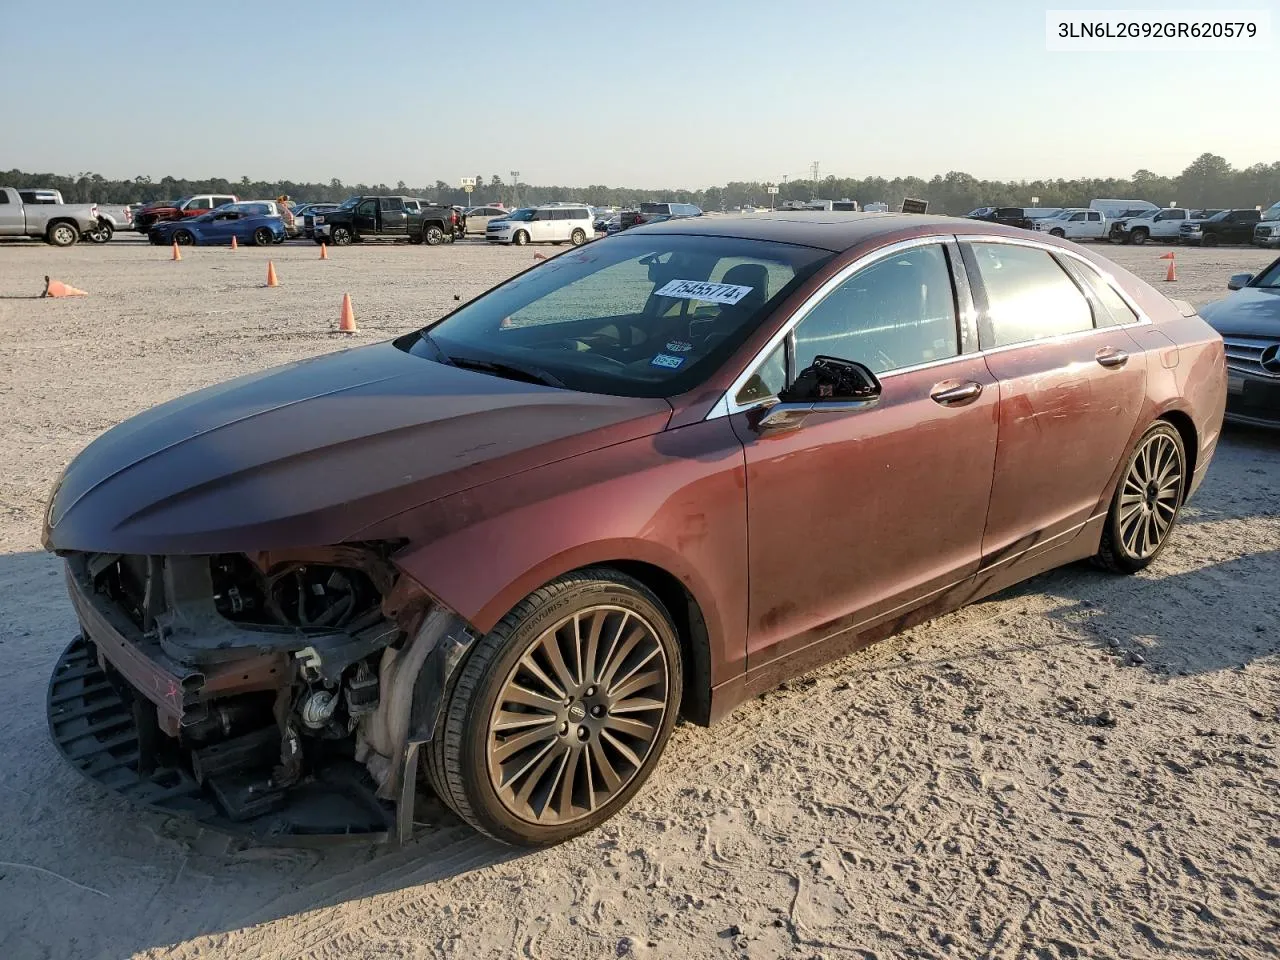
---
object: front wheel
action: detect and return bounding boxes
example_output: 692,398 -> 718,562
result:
570,228 -> 587,246
174,229 -> 195,246
1049,228 -> 1065,238
512,230 -> 529,246
1094,422 -> 1186,574
331,226 -> 353,246
252,227 -> 274,247
424,568 -> 682,847
1130,228 -> 1148,245
424,225 -> 445,246
1201,233 -> 1219,247
46,222 -> 79,247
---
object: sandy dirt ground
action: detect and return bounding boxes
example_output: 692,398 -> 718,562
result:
0,232 -> 1277,960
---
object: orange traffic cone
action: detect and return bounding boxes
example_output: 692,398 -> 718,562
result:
42,276 -> 88,298
533,252 -> 547,261
319,243 -> 329,260
230,234 -> 238,250
266,261 -> 279,287
338,293 -> 357,333
1160,251 -> 1176,282
171,241 -> 182,261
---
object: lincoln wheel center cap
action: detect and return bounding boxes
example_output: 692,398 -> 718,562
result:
567,702 -> 587,722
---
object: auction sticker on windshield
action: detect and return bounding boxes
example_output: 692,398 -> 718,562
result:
655,279 -> 754,305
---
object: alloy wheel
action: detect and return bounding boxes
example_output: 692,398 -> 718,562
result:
1117,431 -> 1182,560
486,605 -> 670,825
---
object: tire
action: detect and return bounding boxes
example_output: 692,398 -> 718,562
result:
1094,422 -> 1186,575
570,228 -> 587,246
424,568 -> 683,847
1201,233 -> 1218,247
331,226 -> 353,246
85,220 -> 113,243
424,225 -> 445,246
1130,228 -> 1148,245
252,227 -> 274,247
46,222 -> 79,247
174,229 -> 195,246
513,230 -> 529,246
1049,228 -> 1065,238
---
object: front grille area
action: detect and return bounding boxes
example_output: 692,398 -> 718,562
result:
1223,337 -> 1280,379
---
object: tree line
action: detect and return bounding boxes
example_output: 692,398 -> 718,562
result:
3,153 -> 1276,215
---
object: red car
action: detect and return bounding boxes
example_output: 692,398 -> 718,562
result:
132,193 -> 238,232
43,214 -> 1225,847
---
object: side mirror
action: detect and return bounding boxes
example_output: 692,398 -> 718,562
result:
754,356 -> 882,432
1227,273 -> 1253,291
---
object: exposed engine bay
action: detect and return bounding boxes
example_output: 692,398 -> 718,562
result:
49,545 -> 470,842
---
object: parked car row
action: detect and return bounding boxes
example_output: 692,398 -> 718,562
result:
1200,253 -> 1280,427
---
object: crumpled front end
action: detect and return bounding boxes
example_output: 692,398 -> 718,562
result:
47,545 -> 467,845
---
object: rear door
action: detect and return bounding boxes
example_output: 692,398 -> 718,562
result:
1084,211 -> 1105,238
379,197 -> 407,236
0,189 -> 23,236
962,238 -> 1145,564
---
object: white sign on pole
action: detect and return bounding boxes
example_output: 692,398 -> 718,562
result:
766,185 -> 779,195
460,177 -> 476,196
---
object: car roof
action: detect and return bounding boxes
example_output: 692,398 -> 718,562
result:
627,212 -> 1030,252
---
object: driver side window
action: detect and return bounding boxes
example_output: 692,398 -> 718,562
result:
357,200 -> 377,216
791,244 -> 959,377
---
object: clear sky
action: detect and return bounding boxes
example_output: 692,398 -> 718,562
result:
4,0 -> 1275,188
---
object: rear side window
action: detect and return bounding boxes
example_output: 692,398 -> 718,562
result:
1062,260 -> 1139,328
970,243 -> 1094,348
381,197 -> 404,212
791,243 -> 959,376
0,192 -> 8,204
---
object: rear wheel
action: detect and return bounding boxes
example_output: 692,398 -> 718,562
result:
513,230 -> 529,246
85,220 -> 113,243
252,227 -> 274,247
570,228 -> 587,246
1094,422 -> 1186,574
424,225 -> 445,246
174,229 -> 195,246
46,222 -> 79,247
425,569 -> 682,847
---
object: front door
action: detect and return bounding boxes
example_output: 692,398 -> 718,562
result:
354,199 -> 378,234
529,210 -> 556,242
962,240 -> 1146,562
732,241 -> 999,669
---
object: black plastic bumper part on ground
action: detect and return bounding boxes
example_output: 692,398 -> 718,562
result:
48,635 -> 396,846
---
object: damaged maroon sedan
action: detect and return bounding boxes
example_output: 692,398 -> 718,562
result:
43,214 -> 1225,847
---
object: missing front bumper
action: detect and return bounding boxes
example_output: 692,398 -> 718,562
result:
47,635 -> 396,846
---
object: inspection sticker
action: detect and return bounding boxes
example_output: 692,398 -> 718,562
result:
650,353 -> 686,369
655,279 -> 754,305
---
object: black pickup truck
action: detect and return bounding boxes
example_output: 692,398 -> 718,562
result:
311,196 -> 459,245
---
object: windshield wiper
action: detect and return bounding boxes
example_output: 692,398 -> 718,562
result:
416,330 -> 452,364
447,355 -> 566,389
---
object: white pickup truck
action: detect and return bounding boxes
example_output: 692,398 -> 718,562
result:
1109,207 -> 1215,245
1254,202 -> 1280,249
0,187 -> 100,245
1032,208 -> 1107,240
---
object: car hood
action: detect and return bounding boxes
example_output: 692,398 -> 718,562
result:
45,340 -> 672,555
1200,287 -> 1280,338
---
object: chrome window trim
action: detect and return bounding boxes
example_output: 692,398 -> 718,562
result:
711,235 -> 958,419
706,232 -> 1152,421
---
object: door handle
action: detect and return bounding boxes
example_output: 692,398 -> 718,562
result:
1096,347 -> 1129,368
930,380 -> 983,406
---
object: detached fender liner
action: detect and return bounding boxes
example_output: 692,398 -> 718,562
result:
48,636 -> 395,846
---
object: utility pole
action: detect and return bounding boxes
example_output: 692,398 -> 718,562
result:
810,161 -> 820,199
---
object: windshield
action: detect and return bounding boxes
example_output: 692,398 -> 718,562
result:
1253,259 -> 1280,288
403,234 -> 833,398
1262,205 -> 1280,222
506,209 -> 535,222
338,197 -> 361,210
1204,210 -> 1231,222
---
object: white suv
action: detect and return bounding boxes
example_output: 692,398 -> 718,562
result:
486,205 -> 593,246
